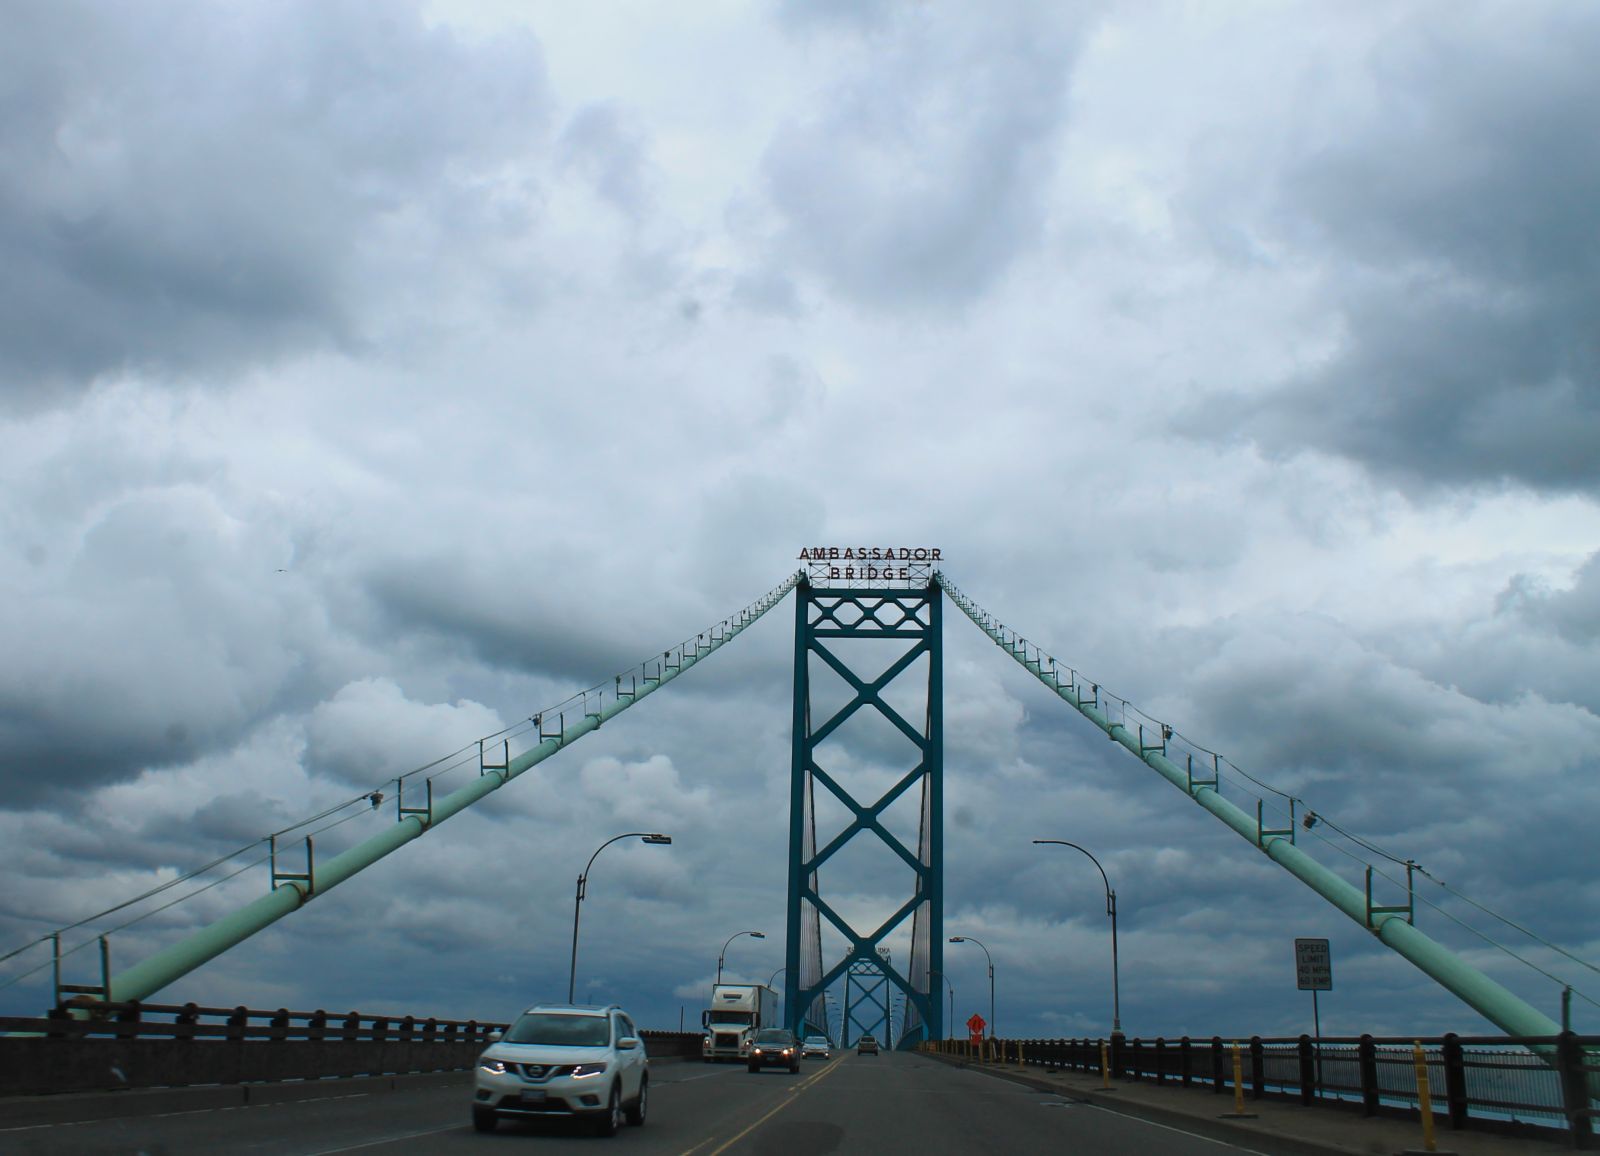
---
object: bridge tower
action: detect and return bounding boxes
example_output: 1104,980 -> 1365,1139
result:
843,956 -> 891,1046
784,569 -> 942,1048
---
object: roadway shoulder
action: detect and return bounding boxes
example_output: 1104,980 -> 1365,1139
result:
0,1069 -> 471,1128
924,1053 -> 1556,1156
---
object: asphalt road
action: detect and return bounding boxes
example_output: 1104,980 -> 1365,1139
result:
3,1051 -> 1290,1155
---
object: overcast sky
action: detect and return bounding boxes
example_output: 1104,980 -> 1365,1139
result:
3,0 -> 1599,1045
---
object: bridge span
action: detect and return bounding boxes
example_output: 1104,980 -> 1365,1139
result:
3,1047 -> 1564,1156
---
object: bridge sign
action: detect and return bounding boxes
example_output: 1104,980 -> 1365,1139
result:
966,1013 -> 986,1040
1295,938 -> 1332,991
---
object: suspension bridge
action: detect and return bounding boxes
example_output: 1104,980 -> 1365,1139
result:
2,558 -> 1595,1149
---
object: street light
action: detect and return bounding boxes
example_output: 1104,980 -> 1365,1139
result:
1034,838 -> 1121,1033
717,929 -> 766,984
948,935 -> 994,1038
569,832 -> 672,1002
931,969 -> 955,1040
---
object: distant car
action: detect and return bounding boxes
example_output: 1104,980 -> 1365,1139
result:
747,1027 -> 801,1073
856,1034 -> 879,1055
802,1035 -> 831,1059
472,1003 -> 649,1136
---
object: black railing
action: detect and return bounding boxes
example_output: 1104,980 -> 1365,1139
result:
8,1000 -> 506,1043
0,1000 -> 512,1096
0,1001 -> 709,1097
989,1032 -> 1598,1147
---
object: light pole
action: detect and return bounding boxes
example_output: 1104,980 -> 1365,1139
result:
931,969 -> 955,1039
767,966 -> 789,1031
949,936 -> 994,1038
1034,838 -> 1120,1033
717,929 -> 766,984
569,832 -> 672,1002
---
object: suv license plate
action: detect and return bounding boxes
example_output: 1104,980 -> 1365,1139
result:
521,1089 -> 547,1103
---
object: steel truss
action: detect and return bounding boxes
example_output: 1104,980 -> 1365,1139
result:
784,579 -> 943,1048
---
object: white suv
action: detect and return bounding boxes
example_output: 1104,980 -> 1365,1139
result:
473,1004 -> 649,1136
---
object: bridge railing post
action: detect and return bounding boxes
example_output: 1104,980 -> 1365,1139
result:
1180,1036 -> 1193,1086
1110,1030 -> 1125,1081
112,1000 -> 141,1040
1211,1036 -> 1226,1094
1440,1033 -> 1469,1131
1297,1034 -> 1315,1106
1249,1036 -> 1265,1100
1556,1030 -> 1595,1147
1155,1037 -> 1167,1085
176,1001 -> 199,1041
1358,1034 -> 1379,1116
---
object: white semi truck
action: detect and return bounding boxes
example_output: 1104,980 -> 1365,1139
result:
700,983 -> 780,1062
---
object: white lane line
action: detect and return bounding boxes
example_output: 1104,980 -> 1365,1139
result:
1078,1102 -> 1277,1155
0,1091 -> 380,1133
295,1123 -> 462,1154
949,1062 -> 1273,1153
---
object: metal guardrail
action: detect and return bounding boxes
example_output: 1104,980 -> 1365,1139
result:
0,1002 -> 709,1097
0,1000 -> 512,1097
931,1032 -> 1598,1148
5,1000 -> 507,1043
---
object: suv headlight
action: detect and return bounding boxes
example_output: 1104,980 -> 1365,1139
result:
478,1057 -> 508,1075
566,1063 -> 608,1079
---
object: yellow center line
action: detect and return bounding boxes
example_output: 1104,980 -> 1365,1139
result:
677,1057 -> 845,1156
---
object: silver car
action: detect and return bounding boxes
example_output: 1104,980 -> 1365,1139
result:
802,1035 -> 832,1059
473,1004 -> 649,1136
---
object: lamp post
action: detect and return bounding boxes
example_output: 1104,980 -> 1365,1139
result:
1034,838 -> 1120,1033
948,935 -> 994,1038
717,929 -> 766,984
569,832 -> 672,1002
931,969 -> 955,1040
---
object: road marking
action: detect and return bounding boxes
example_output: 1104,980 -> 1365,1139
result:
1078,1102 -> 1276,1154
296,1123 -> 462,1154
0,1092 -> 378,1134
678,1059 -> 843,1156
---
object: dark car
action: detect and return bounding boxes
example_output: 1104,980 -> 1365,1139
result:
747,1028 -> 800,1073
856,1033 -> 879,1055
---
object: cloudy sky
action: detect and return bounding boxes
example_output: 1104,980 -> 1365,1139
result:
3,0 -> 1598,1045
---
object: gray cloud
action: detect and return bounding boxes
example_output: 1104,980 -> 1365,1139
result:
557,104 -> 654,217
1,1 -> 1596,1046
1184,6 -> 1600,493
0,0 -> 551,400
757,5 -> 1088,309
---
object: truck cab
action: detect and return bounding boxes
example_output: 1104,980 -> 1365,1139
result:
700,983 -> 779,1063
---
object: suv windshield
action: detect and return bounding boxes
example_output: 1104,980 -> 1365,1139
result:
504,1013 -> 609,1047
753,1029 -> 793,1043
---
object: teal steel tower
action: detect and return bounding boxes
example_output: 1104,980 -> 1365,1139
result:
784,575 -> 943,1048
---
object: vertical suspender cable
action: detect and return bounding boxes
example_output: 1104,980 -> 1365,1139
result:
935,572 -> 1561,1040
106,573 -> 802,1005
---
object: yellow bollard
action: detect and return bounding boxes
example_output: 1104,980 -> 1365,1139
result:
1232,1042 -> 1246,1116
1100,1039 -> 1111,1089
1017,1042 -> 1026,1069
1413,1041 -> 1438,1153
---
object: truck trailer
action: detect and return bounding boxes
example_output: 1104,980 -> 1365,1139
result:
701,983 -> 780,1062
